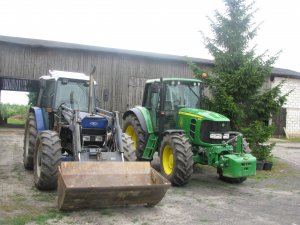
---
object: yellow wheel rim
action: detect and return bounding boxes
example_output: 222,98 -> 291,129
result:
125,125 -> 137,149
162,144 -> 174,175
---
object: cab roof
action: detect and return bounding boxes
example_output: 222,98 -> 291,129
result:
145,78 -> 202,84
39,70 -> 90,81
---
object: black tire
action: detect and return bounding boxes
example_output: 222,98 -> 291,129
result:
217,168 -> 247,184
23,112 -> 37,170
122,133 -> 136,161
159,133 -> 193,186
34,130 -> 62,190
123,114 -> 147,160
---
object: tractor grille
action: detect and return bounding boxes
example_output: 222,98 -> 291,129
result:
81,128 -> 106,136
81,128 -> 106,148
200,120 -> 231,144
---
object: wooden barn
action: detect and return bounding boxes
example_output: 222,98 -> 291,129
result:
1,35 -> 300,136
0,35 -> 213,114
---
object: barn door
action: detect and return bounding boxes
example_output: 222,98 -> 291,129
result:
127,77 -> 147,109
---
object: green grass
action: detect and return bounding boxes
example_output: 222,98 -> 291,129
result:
287,137 -> 300,142
271,137 -> 300,143
32,191 -> 56,202
99,208 -> 113,216
7,117 -> 26,125
11,193 -> 27,204
131,218 -> 139,223
1,208 -> 64,225
254,157 -> 300,180
11,164 -> 24,181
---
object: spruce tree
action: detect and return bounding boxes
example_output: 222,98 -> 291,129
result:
190,0 -> 289,160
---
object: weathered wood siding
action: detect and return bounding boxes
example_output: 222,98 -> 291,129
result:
0,42 -> 211,113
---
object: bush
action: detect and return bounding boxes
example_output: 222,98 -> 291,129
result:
241,121 -> 275,161
250,144 -> 274,161
0,104 -> 29,124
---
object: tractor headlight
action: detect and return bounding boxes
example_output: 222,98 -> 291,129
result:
95,136 -> 103,142
82,136 -> 90,141
210,133 -> 222,139
223,133 -> 230,139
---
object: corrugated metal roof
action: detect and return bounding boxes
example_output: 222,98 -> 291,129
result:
0,35 -> 214,65
0,35 -> 299,78
271,67 -> 300,78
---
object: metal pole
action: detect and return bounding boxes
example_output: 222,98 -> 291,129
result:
88,74 -> 93,114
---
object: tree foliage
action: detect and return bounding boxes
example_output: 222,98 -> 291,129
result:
190,0 -> 289,160
0,103 -> 29,124
27,92 -> 38,106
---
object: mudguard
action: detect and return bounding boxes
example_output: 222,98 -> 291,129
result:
123,107 -> 153,133
30,107 -> 47,133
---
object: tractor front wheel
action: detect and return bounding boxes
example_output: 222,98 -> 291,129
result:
34,131 -> 62,190
159,133 -> 193,186
123,114 -> 147,160
122,133 -> 136,161
23,112 -> 37,170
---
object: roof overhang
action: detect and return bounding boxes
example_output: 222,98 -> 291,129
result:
0,35 -> 299,79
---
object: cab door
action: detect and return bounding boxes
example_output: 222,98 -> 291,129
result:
142,82 -> 161,132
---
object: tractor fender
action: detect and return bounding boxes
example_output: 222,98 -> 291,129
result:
123,108 -> 148,133
30,107 -> 46,133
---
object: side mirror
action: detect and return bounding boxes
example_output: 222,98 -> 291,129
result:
103,88 -> 109,102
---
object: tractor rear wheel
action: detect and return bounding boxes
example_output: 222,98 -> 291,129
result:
122,133 -> 136,161
34,130 -> 62,190
217,168 -> 247,184
159,133 -> 193,186
123,114 -> 147,160
23,112 -> 37,170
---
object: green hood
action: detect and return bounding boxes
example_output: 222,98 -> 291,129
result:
179,108 -> 230,122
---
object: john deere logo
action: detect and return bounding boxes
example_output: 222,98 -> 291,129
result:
90,122 -> 98,126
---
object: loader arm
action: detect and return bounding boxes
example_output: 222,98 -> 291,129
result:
113,111 -> 124,158
95,107 -> 124,159
60,104 -> 81,161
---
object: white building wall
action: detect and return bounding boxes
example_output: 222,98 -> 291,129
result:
272,77 -> 300,134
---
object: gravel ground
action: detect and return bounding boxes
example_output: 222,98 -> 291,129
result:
272,141 -> 300,168
0,128 -> 300,225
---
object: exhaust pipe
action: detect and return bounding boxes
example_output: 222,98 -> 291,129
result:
88,66 -> 96,114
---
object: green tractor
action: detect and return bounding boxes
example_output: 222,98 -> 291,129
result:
123,78 -> 256,186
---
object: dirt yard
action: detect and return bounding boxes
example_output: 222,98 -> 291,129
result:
1,127 -> 300,225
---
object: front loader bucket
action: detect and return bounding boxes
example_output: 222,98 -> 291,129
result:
57,161 -> 171,210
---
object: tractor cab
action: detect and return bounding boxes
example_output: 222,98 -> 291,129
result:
37,70 -> 95,113
142,78 -> 202,131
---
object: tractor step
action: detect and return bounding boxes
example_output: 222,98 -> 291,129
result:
143,134 -> 159,159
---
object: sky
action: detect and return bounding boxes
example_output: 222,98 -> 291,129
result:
0,0 -> 299,104
1,90 -> 29,105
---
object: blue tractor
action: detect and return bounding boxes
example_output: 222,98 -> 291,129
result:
23,70 -> 170,210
